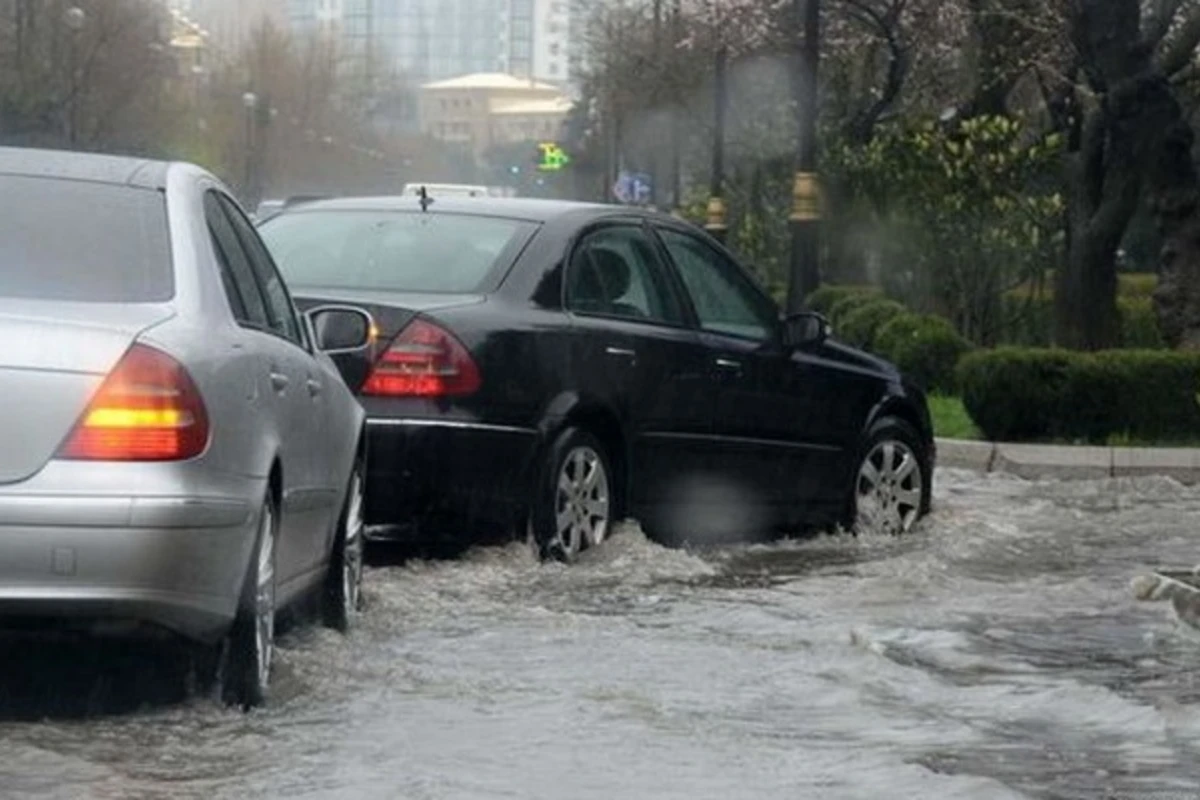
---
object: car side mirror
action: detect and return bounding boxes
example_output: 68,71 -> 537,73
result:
782,311 -> 830,350
307,306 -> 374,354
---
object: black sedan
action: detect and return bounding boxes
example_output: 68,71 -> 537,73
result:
258,197 -> 935,560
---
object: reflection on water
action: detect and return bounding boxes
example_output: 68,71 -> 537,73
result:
1,469 -> 1199,799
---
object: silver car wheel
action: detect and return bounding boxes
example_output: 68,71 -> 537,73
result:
342,470 -> 365,614
553,445 -> 610,558
254,502 -> 276,690
855,439 -> 923,536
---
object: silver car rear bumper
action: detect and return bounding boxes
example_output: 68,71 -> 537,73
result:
0,484 -> 261,644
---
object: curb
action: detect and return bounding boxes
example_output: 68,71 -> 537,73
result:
935,438 -> 1200,485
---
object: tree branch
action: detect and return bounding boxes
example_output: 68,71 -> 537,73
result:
1156,5 -> 1200,77
1144,0 -> 1187,50
841,0 -> 908,143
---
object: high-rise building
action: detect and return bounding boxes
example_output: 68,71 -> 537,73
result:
283,0 -> 571,86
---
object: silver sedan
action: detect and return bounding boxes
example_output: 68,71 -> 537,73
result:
0,147 -> 371,709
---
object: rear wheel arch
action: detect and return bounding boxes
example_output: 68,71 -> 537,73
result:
535,396 -> 629,519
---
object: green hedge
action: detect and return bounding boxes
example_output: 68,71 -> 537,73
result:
828,292 -> 887,331
956,347 -> 1200,442
805,284 -> 879,316
876,314 -> 973,394
839,299 -> 906,350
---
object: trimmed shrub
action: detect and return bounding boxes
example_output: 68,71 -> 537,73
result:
956,347 -> 1200,442
805,284 -> 879,316
839,299 -> 906,350
956,348 -> 1075,441
876,313 -> 973,394
1064,351 -> 1200,442
829,292 -> 886,331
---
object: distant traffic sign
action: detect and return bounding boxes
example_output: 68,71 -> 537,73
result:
536,142 -> 570,172
612,171 -> 652,205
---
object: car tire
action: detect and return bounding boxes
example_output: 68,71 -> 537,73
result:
530,427 -> 614,563
845,416 -> 931,536
323,461 -> 365,633
221,494 -> 278,710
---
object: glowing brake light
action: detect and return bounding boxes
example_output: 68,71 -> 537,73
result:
362,318 -> 481,397
58,343 -> 210,461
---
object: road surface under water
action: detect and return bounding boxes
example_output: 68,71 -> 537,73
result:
2,469 -> 1200,800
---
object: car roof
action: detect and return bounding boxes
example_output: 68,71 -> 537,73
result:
0,146 -> 169,189
271,195 -> 641,224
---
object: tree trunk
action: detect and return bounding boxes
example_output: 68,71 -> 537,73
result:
1054,101 -> 1133,350
1057,203 -> 1123,349
1139,77 -> 1200,349
1055,0 -> 1145,350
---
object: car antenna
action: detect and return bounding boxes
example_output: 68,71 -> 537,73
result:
418,185 -> 433,212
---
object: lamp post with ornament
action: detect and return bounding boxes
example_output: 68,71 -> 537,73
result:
786,0 -> 822,313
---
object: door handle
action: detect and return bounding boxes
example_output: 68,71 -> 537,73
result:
715,358 -> 742,370
270,371 -> 290,391
605,346 -> 637,359
306,378 -> 322,397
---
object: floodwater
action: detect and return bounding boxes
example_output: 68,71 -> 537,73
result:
2,469 -> 1200,800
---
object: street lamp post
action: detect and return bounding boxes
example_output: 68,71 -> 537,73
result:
242,91 -> 258,207
64,5 -> 85,146
786,0 -> 821,314
669,0 -> 683,214
704,44 -> 728,244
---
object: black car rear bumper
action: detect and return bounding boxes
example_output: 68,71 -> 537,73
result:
363,418 -> 540,541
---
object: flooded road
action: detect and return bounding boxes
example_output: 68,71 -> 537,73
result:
2,468 -> 1200,799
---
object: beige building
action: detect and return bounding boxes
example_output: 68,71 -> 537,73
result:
418,73 -> 571,162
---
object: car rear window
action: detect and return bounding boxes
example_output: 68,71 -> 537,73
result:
0,176 -> 172,302
259,210 -> 534,293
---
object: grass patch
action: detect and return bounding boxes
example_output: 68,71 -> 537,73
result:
928,394 -> 981,440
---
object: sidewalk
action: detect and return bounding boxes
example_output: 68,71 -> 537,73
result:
935,438 -> 1200,484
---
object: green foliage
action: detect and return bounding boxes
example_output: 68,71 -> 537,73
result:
805,284 -> 880,316
998,293 -> 1056,346
996,293 -> 1165,349
876,313 -> 973,394
1119,299 -> 1166,349
828,292 -> 885,330
956,348 -> 1200,442
828,114 -> 1065,345
839,299 -> 906,349
956,348 -> 1075,441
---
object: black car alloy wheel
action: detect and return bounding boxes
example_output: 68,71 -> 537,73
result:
530,427 -> 613,563
850,416 -> 930,536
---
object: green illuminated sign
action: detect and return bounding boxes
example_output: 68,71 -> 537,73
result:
537,142 -> 571,172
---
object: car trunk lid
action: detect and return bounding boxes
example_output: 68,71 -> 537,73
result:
0,302 -> 174,484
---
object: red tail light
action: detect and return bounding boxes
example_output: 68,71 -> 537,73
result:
362,318 -> 481,397
58,344 -> 210,461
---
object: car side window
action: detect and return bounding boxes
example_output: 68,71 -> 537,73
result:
656,227 -> 778,341
204,191 -> 270,329
565,224 -> 686,326
218,194 -> 304,347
